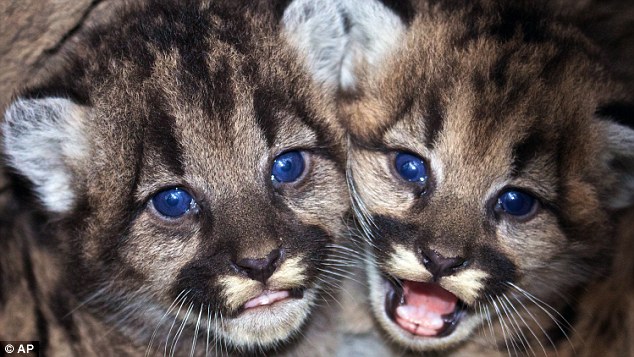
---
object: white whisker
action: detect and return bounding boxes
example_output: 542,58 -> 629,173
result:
190,303 -> 203,357
205,304 -> 211,357
316,267 -> 365,287
490,295 -> 514,356
499,295 -> 533,356
147,290 -> 188,357
170,302 -> 194,357
214,311 -> 219,357
484,302 -> 496,345
507,293 -> 551,356
164,294 -> 189,357
508,282 -> 575,353
220,311 -> 228,356
64,284 -> 112,318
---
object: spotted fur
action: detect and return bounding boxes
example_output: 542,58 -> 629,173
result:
0,1 -> 352,355
298,0 -> 634,355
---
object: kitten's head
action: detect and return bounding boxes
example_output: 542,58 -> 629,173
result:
2,1 -> 348,352
293,0 -> 634,352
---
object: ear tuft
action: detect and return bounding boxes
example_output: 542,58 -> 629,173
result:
2,97 -> 88,213
282,0 -> 405,93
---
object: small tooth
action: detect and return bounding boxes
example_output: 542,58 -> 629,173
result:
396,305 -> 411,315
396,306 -> 445,330
260,295 -> 270,306
396,306 -> 418,322
423,313 -> 444,329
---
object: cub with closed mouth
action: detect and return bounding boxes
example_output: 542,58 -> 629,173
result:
0,0 -> 350,355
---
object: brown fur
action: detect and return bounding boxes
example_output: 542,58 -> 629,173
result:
0,0 -> 111,213
1,0 -> 354,355
343,0 -> 634,355
0,0 -> 92,112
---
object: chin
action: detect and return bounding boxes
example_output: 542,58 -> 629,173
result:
218,288 -> 317,349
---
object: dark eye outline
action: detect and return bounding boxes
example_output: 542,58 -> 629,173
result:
270,150 -> 308,186
150,187 -> 198,219
393,151 -> 429,183
494,188 -> 540,221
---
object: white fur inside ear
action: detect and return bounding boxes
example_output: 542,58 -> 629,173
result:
603,121 -> 634,209
338,0 -> 406,89
283,0 -> 404,92
2,97 -> 88,213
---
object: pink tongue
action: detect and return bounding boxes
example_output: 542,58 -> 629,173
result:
395,281 -> 458,336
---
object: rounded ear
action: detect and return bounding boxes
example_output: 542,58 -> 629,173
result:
600,119 -> 634,209
2,97 -> 89,213
282,0 -> 405,94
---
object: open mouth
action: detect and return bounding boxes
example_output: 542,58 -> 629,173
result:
385,277 -> 466,337
241,288 -> 304,312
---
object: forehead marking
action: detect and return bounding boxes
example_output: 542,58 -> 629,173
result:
511,130 -> 544,177
253,86 -> 282,148
145,92 -> 185,176
422,90 -> 446,149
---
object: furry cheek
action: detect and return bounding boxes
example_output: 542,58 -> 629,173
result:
120,220 -> 202,288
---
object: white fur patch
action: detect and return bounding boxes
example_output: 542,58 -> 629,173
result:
269,256 -> 307,287
2,97 -> 88,212
283,0 -> 404,92
441,269 -> 489,305
218,276 -> 261,311
386,244 -> 431,281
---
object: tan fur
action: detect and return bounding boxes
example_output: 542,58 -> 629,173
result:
442,270 -> 489,306
386,245 -> 431,282
219,276 -> 262,311
271,256 -> 308,287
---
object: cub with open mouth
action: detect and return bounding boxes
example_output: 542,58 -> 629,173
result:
290,0 -> 634,354
351,1 -> 634,354
0,0 -> 350,355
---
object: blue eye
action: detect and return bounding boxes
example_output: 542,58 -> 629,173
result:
497,190 -> 536,217
395,152 -> 428,183
271,151 -> 305,183
152,188 -> 195,218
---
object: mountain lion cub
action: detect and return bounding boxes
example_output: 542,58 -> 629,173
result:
287,0 -> 634,355
0,0 -> 351,355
